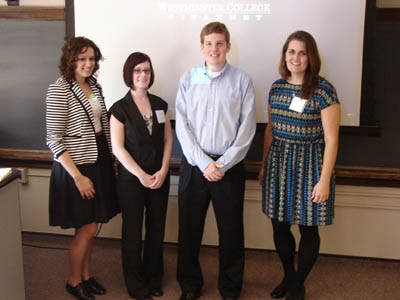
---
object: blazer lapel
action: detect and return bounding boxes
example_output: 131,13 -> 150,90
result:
88,77 -> 108,122
88,76 -> 103,101
70,78 -> 96,131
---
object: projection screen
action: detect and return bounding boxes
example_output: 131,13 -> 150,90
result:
75,0 -> 366,125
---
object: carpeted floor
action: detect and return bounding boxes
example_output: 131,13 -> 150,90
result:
22,233 -> 399,300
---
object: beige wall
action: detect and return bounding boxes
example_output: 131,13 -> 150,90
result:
19,168 -> 400,260
20,0 -> 64,6
0,178 -> 25,300
0,0 -> 64,6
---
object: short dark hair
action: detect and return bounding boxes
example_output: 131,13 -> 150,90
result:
200,22 -> 230,44
59,36 -> 103,82
279,30 -> 321,99
123,52 -> 155,89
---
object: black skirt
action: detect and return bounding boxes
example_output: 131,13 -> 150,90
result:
49,134 -> 119,229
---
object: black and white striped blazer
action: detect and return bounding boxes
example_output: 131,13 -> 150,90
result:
46,76 -> 112,165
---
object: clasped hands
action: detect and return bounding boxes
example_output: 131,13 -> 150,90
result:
138,169 -> 167,189
203,161 -> 224,182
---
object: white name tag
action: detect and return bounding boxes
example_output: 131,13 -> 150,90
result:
289,96 -> 308,113
155,110 -> 166,123
89,94 -> 98,101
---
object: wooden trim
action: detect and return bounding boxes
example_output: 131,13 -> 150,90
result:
335,165 -> 400,187
165,158 -> 400,187
0,6 -> 65,21
377,8 -> 400,23
0,148 -> 52,161
335,165 -> 400,180
1,149 -> 399,187
0,148 -> 53,169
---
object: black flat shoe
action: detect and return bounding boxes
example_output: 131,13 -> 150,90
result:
82,277 -> 106,295
271,281 -> 289,299
66,282 -> 94,300
179,289 -> 202,300
285,286 -> 305,300
150,287 -> 163,297
130,293 -> 153,300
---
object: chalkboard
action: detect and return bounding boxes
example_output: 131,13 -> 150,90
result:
0,19 -> 65,150
336,22 -> 400,168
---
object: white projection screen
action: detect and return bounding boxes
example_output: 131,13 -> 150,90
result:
75,0 -> 366,125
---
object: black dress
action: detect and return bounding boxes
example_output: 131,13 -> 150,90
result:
49,134 -> 119,229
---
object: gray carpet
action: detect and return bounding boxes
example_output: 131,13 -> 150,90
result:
22,233 -> 399,300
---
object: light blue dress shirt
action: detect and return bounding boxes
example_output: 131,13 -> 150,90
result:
176,63 -> 256,173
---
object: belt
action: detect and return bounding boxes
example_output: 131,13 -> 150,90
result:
95,131 -> 103,136
207,154 -> 222,160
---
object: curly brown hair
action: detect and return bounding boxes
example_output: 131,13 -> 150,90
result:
58,36 -> 103,82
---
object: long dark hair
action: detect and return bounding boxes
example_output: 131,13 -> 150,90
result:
279,31 -> 321,99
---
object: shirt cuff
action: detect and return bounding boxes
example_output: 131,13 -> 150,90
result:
197,156 -> 214,172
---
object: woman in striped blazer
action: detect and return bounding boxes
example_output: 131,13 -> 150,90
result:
46,37 -> 119,300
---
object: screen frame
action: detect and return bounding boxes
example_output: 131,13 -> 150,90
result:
65,0 -> 380,136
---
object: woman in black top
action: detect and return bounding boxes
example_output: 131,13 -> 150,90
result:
46,37 -> 119,300
109,52 -> 173,300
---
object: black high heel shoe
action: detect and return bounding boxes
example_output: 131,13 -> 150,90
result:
270,281 -> 289,299
285,285 -> 305,300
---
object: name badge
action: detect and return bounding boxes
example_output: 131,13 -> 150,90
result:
190,67 -> 211,85
289,96 -> 308,113
155,110 -> 166,123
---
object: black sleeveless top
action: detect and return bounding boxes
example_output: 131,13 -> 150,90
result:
109,91 -> 168,174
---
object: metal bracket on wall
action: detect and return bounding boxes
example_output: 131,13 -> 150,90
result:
17,168 -> 28,184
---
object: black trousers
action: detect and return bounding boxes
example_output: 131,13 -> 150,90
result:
118,169 -> 170,297
177,157 -> 245,298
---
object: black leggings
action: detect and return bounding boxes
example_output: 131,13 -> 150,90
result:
271,219 -> 320,288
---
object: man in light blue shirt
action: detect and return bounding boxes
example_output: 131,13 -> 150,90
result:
175,22 -> 256,300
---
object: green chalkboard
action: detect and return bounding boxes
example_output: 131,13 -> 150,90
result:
0,19 -> 65,150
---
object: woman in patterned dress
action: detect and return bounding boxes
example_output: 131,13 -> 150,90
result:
259,31 -> 340,300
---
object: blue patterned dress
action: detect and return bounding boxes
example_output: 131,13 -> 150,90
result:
262,77 -> 339,226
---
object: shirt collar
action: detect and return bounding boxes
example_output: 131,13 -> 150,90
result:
202,62 -> 230,78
